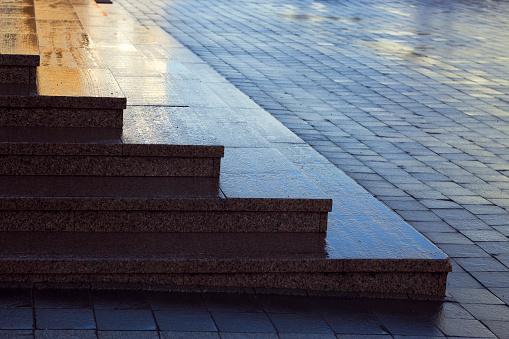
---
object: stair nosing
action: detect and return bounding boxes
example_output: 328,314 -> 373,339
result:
0,196 -> 332,212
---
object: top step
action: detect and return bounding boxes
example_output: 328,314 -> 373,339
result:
0,0 -> 128,127
0,67 -> 126,127
0,0 -> 40,83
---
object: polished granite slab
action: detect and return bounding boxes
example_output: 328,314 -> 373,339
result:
0,33 -> 39,66
0,67 -> 125,108
0,0 -> 127,118
0,0 -> 39,82
0,0 -> 451,297
0,231 -> 450,296
0,106 -> 224,176
0,163 -> 331,231
0,67 -> 126,127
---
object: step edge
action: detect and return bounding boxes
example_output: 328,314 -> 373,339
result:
0,197 -> 333,212
0,257 -> 452,273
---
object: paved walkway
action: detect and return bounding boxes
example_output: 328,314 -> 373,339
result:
117,0 -> 509,336
0,0 -> 508,337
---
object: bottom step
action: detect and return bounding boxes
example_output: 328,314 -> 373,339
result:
0,232 -> 451,297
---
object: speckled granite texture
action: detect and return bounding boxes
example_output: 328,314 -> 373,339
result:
0,65 -> 35,83
0,0 -> 39,82
0,0 -> 452,297
0,68 -> 126,106
0,210 -> 327,232
0,108 -> 225,176
0,107 -> 124,127
0,273 -> 449,296
0,155 -> 221,176
0,232 -> 450,296
0,34 -> 39,66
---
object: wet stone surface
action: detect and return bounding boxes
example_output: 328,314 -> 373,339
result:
1,0 -> 508,336
1,288 -> 500,337
111,0 -> 509,336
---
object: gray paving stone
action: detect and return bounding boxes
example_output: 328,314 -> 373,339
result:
396,210 -> 443,222
202,293 -> 262,313
160,332 -> 220,339
35,309 -> 95,330
212,313 -> 275,333
477,242 -> 509,256
36,330 -> 97,339
490,288 -> 509,305
460,230 -> 508,242
446,273 -> 484,289
0,330 -> 33,339
95,310 -> 156,331
455,257 -> 509,272
34,289 -> 91,309
154,312 -> 217,332
268,313 -> 333,335
0,289 -> 31,308
443,219 -> 493,231
409,221 -> 457,233
447,288 -> 504,305
435,318 -> 495,338
493,226 -> 509,238
471,272 -> 509,288
483,321 -> 509,339
91,290 -> 150,310
437,244 -> 491,258
424,233 -> 474,245
497,255 -> 509,269
221,334 -> 279,339
341,336 -> 392,339
461,304 -> 509,322
0,309 -> 33,330
431,209 -> 479,221
98,331 -> 158,339
420,200 -> 461,209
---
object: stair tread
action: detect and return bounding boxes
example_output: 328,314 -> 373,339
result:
0,33 -> 39,66
0,0 -> 39,67
0,107 -> 224,157
0,0 -> 34,6
0,67 -> 126,108
0,17 -> 36,34
0,232 -> 450,273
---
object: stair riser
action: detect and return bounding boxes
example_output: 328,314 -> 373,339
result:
0,66 -> 36,83
0,272 -> 448,296
0,156 -> 221,177
0,107 -> 123,128
0,211 -> 328,232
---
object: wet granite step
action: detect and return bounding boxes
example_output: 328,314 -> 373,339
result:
0,175 -> 331,232
0,0 -> 39,83
0,0 -> 128,127
0,231 -> 451,296
0,67 -> 126,127
0,106 -> 224,177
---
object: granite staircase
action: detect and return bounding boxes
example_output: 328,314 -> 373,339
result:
0,0 -> 451,296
